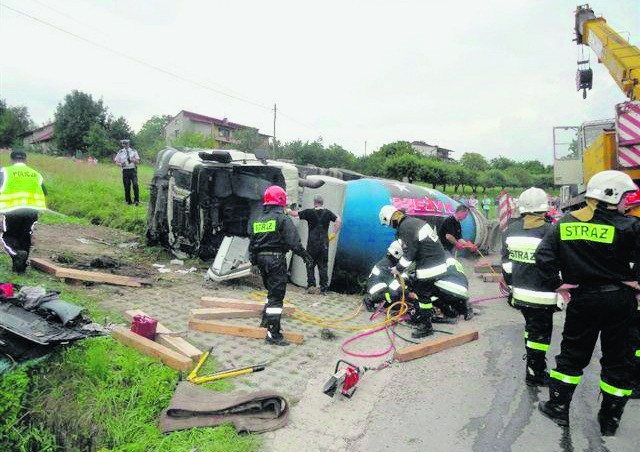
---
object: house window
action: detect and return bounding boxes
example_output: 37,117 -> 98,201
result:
174,129 -> 179,138
219,127 -> 230,139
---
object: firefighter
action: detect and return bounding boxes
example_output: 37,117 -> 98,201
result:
623,190 -> 640,398
363,240 -> 406,312
501,187 -> 556,387
249,185 -> 312,346
0,151 -> 47,273
536,170 -> 640,435
379,205 -> 449,338
432,256 -> 474,321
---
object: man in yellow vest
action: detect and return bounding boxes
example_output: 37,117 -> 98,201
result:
0,150 -> 47,272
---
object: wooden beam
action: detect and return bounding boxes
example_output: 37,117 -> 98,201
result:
200,296 -> 296,315
394,330 -> 479,363
111,326 -> 193,371
473,262 -> 502,274
482,274 -> 501,283
190,308 -> 260,320
31,258 -> 149,287
188,318 -> 304,345
123,310 -> 203,361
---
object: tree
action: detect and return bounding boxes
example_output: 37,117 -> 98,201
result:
449,165 -> 467,192
383,153 -> 423,183
171,131 -> 218,149
505,167 -> 532,187
490,155 -> 517,171
0,99 -> 33,147
460,152 -> 489,172
84,123 -> 117,158
230,128 -> 266,153
106,115 -> 134,143
378,141 -> 416,158
135,114 -> 172,160
480,169 -> 508,190
519,160 -> 546,174
54,90 -> 107,154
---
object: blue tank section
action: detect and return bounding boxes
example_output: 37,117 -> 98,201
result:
335,179 -> 477,276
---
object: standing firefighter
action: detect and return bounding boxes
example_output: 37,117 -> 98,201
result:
502,187 -> 556,387
0,151 -> 47,273
291,195 -> 341,295
379,205 -> 448,338
249,185 -> 312,346
363,240 -> 406,312
623,190 -> 640,398
536,170 -> 640,435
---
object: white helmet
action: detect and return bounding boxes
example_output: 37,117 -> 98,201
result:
387,240 -> 404,259
518,187 -> 549,214
379,205 -> 400,226
585,170 -> 638,204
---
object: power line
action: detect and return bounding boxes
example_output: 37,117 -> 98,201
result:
0,2 -> 271,111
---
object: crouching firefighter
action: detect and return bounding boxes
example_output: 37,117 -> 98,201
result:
536,170 -> 640,435
502,187 -> 556,387
431,257 -> 474,321
379,205 -> 449,338
363,240 -> 406,312
0,151 -> 47,273
249,185 -> 313,346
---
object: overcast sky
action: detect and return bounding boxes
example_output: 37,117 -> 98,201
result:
1,0 -> 638,163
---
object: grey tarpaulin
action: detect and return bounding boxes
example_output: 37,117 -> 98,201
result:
159,381 -> 289,434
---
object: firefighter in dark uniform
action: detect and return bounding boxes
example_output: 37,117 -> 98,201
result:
501,187 -> 557,387
623,190 -> 640,398
0,151 -> 47,273
291,195 -> 341,295
536,170 -> 640,435
249,185 -> 312,346
379,205 -> 449,338
363,240 -> 406,312
432,256 -> 474,321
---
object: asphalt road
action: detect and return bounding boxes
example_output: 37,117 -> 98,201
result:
265,259 -> 640,452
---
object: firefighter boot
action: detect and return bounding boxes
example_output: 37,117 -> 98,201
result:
12,251 -> 28,273
598,392 -> 628,436
538,380 -> 575,427
259,305 -> 267,328
525,352 -> 549,387
265,316 -> 290,346
462,299 -> 475,321
411,310 -> 434,339
362,295 -> 376,313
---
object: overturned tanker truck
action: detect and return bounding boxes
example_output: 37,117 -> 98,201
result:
146,147 -> 499,289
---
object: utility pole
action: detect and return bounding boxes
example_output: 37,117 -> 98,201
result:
364,140 -> 367,157
272,103 -> 277,156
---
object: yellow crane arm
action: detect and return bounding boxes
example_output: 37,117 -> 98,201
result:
575,5 -> 640,100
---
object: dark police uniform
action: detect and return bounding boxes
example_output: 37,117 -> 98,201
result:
249,205 -> 311,340
536,205 -> 640,425
502,216 -> 556,385
298,207 -> 337,292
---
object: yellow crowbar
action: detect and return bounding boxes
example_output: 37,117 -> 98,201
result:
187,347 -> 268,384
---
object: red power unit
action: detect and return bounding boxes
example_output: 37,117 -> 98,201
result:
131,314 -> 158,340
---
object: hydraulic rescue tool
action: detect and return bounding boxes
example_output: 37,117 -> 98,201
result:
322,360 -> 365,398
188,346 -> 268,384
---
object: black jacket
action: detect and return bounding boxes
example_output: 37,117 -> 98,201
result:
536,206 -> 640,290
502,217 -> 557,308
394,216 -> 448,280
248,206 -> 307,257
367,255 -> 404,303
437,215 -> 461,253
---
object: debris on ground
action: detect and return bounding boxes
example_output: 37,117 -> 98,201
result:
320,329 -> 337,340
31,258 -> 152,287
170,259 -> 184,266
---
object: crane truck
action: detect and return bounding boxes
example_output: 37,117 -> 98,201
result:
554,4 -> 640,209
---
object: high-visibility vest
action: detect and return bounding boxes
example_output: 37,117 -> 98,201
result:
0,164 -> 47,213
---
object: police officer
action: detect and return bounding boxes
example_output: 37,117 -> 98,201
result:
501,187 -> 557,387
291,195 -> 341,295
379,205 -> 449,338
0,151 -> 47,272
536,171 -> 640,435
364,240 -> 406,312
114,139 -> 140,205
249,185 -> 312,346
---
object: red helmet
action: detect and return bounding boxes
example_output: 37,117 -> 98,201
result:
263,185 -> 287,206
625,189 -> 640,208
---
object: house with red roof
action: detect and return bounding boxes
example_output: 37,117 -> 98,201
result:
22,123 -> 55,153
164,110 -> 270,149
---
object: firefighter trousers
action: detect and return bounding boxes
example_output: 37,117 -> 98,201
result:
0,211 -> 38,257
306,242 -> 329,290
255,253 -> 288,333
520,307 -> 554,355
551,287 -> 636,397
630,306 -> 640,387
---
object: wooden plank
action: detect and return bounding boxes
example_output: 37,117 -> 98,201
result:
394,330 -> 479,363
123,310 -> 203,360
31,258 -> 146,287
473,262 -> 502,274
482,274 -> 501,283
191,308 -> 261,320
111,326 -> 193,371
200,296 -> 296,315
188,318 -> 304,345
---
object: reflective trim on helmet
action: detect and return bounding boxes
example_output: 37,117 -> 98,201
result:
434,280 -> 469,299
388,280 -> 401,291
502,262 -> 513,274
599,380 -> 632,397
550,370 -> 581,385
526,340 -> 550,352
418,302 -> 433,310
368,282 -> 387,295
416,263 -> 448,279
398,257 -> 412,268
512,287 -> 558,305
